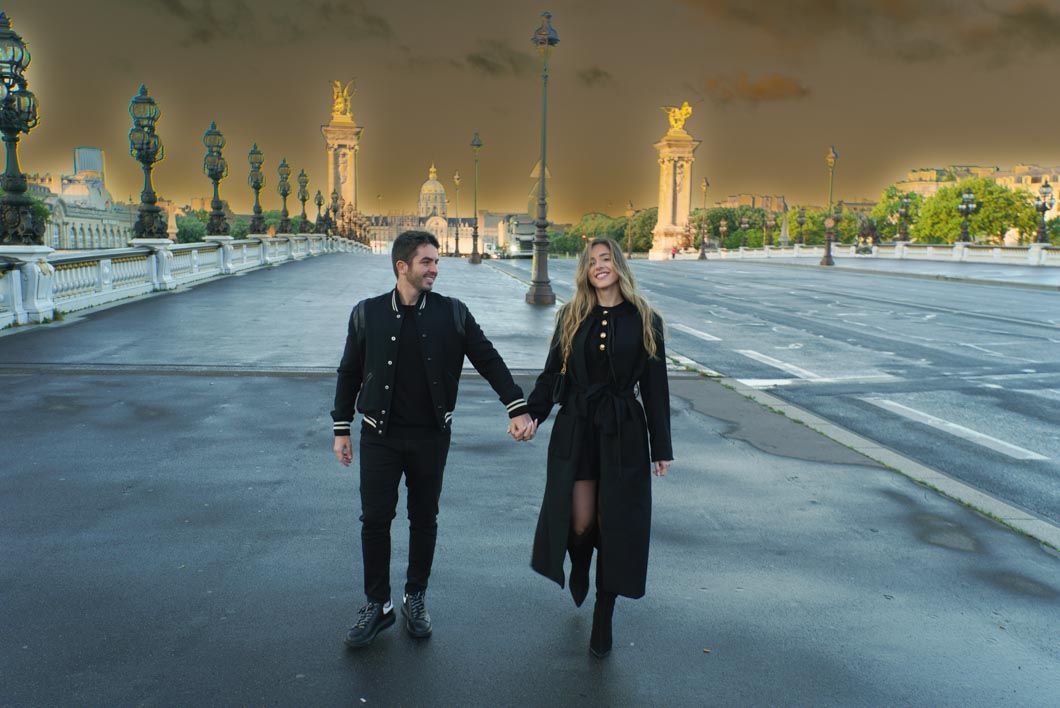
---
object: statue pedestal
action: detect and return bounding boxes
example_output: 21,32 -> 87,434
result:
650,129 -> 701,261
321,119 -> 364,212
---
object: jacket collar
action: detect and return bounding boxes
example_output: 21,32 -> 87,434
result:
390,288 -> 429,313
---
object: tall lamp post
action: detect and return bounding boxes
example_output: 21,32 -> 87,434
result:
820,145 -> 838,266
526,10 -> 559,305
276,158 -> 292,234
765,212 -> 775,247
957,189 -> 976,243
297,169 -> 310,232
698,177 -> 709,260
796,208 -> 806,245
202,121 -> 229,236
128,84 -> 167,239
1035,180 -> 1054,244
469,131 -> 483,264
313,190 -> 326,233
740,215 -> 749,248
0,12 -> 42,245
719,218 -> 728,249
247,143 -> 266,234
329,190 -> 339,236
452,171 -> 461,256
625,200 -> 635,259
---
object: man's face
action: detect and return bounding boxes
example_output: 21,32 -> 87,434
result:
401,244 -> 440,292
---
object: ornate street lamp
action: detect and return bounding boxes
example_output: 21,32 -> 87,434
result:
313,190 -> 326,233
698,178 -> 709,260
719,218 -> 728,249
820,145 -> 838,266
276,158 -> 291,233
1035,179 -> 1054,244
740,215 -> 749,248
896,195 -> 910,244
297,169 -> 310,233
625,200 -> 635,259
337,194 -> 347,237
526,10 -> 560,305
765,212 -> 776,247
796,208 -> 806,245
202,121 -> 229,236
0,13 -> 43,245
957,189 -> 977,243
128,84 -> 166,240
247,143 -> 266,234
452,171 -> 461,256
329,190 -> 339,235
469,132 -> 483,264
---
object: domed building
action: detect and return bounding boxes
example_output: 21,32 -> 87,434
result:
418,163 -> 448,219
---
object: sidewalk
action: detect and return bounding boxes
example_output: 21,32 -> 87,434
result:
1,254 -> 1058,705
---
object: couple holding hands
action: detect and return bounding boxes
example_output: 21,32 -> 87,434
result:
332,230 -> 672,658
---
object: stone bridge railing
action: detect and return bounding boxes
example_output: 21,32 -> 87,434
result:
0,233 -> 368,329
684,242 -> 1059,266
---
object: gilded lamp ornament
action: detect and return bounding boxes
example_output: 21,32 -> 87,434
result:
0,12 -> 44,245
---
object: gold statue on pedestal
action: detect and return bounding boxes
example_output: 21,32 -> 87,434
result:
332,79 -> 356,120
661,101 -> 692,133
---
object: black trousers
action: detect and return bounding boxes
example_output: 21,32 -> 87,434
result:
358,429 -> 451,603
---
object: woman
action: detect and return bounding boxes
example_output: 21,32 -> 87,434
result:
524,237 -> 673,658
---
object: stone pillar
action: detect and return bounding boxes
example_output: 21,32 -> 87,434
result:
322,119 -> 364,213
0,245 -> 56,324
130,238 -> 176,290
204,236 -> 235,274
649,114 -> 701,261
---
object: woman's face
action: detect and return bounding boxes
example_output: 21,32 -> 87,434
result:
587,243 -> 618,291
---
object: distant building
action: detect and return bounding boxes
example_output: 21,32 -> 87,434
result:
715,193 -> 788,213
28,147 -> 157,250
892,163 -> 1059,219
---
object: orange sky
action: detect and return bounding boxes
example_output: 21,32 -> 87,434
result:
9,0 -> 1060,222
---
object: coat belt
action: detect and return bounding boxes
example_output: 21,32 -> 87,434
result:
571,383 -> 638,435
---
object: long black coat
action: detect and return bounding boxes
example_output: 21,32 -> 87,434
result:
526,302 -> 672,599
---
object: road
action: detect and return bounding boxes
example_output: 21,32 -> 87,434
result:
494,258 -> 1060,525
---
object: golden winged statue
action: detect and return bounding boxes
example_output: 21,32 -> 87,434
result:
332,79 -> 356,119
661,101 -> 692,131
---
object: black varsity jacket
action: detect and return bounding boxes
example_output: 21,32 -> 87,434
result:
331,288 -> 528,437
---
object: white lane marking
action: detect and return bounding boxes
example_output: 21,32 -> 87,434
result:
671,323 -> 722,341
736,350 -> 822,380
861,398 -> 1049,461
669,353 -> 722,377
737,379 -> 795,389
1017,388 -> 1060,402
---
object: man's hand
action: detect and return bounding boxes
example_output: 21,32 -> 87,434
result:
507,414 -> 537,442
652,460 -> 672,477
334,436 -> 353,466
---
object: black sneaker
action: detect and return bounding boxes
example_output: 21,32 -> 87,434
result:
344,600 -> 395,649
402,591 -> 432,638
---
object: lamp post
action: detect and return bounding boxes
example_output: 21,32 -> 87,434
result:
698,177 -> 709,259
719,218 -> 728,249
1035,180 -> 1054,244
820,145 -> 838,266
896,195 -> 910,244
128,84 -> 167,240
329,190 -> 339,236
765,212 -> 775,247
625,200 -> 635,259
957,189 -> 976,243
247,143 -> 266,234
526,10 -> 559,305
297,169 -> 310,233
469,132 -> 483,264
337,194 -> 347,237
202,121 -> 229,236
740,215 -> 749,248
276,158 -> 291,234
313,190 -> 325,233
796,208 -> 806,245
452,171 -> 461,256
0,12 -> 42,245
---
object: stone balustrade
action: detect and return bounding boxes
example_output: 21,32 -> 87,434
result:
684,242 -> 1058,266
0,234 -> 368,329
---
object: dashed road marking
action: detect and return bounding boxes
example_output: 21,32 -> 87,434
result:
735,350 -> 822,380
671,323 -> 722,341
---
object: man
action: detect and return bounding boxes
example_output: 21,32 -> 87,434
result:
332,230 -> 534,649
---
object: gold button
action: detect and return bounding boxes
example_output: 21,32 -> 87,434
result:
599,344 -> 606,351
599,332 -> 607,339
601,320 -> 607,325
603,310 -> 609,315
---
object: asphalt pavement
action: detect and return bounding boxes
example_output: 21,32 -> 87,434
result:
2,253 -> 1059,706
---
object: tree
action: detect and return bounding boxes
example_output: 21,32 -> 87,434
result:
229,218 -> 250,239
869,186 -> 923,242
915,178 -> 1037,244
175,214 -> 206,243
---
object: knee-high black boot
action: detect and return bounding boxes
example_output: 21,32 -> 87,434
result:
589,556 -> 615,658
567,528 -> 595,608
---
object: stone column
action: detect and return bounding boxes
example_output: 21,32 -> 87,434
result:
321,120 -> 364,213
204,235 -> 235,274
130,238 -> 176,290
0,245 -> 56,324
650,118 -> 701,260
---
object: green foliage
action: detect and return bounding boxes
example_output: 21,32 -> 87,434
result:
175,209 -> 207,243
1047,218 -> 1060,245
916,178 -> 1038,243
869,187 -> 923,242
553,208 -> 658,255
228,218 -> 250,239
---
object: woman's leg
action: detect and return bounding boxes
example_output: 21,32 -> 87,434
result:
567,480 -> 598,607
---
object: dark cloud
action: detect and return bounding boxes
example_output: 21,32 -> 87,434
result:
465,40 -> 537,77
704,72 -> 811,104
153,0 -> 392,46
577,66 -> 614,88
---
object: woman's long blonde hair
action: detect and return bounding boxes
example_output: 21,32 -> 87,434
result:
556,238 -> 661,362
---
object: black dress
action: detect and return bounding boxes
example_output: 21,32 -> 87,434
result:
576,302 -> 624,481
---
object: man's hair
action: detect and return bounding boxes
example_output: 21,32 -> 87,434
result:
391,230 -> 440,277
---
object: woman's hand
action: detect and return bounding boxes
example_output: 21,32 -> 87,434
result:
652,460 -> 672,477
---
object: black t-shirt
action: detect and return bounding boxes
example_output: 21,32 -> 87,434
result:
390,304 -> 437,435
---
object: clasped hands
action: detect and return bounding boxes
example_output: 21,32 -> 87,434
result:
507,413 -> 537,442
